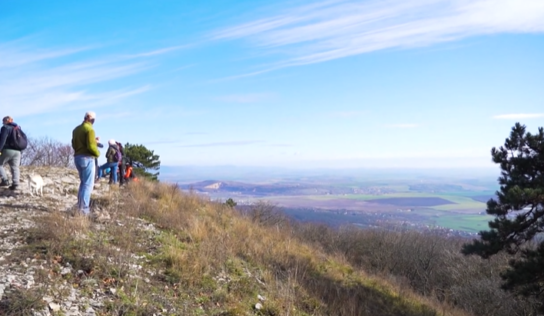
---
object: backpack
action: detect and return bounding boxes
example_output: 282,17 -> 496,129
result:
116,142 -> 124,155
8,126 -> 28,150
113,148 -> 122,163
116,142 -> 125,162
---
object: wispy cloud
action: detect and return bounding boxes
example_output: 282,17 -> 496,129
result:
385,123 -> 419,128
215,0 -> 544,69
0,40 -> 93,68
126,44 -> 191,58
492,113 -> 544,119
214,93 -> 273,103
179,140 -> 265,147
0,40 -> 166,117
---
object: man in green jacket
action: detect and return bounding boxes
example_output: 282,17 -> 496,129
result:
72,111 -> 100,215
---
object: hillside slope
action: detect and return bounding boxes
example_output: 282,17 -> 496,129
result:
0,167 -> 469,316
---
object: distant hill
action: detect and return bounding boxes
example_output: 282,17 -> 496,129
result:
179,179 -> 358,196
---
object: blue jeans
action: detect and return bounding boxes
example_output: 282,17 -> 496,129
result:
74,155 -> 95,214
0,149 -> 21,186
99,162 -> 118,184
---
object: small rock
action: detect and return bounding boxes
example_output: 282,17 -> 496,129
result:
258,294 -> 266,301
85,306 -> 97,316
61,267 -> 72,275
89,299 -> 104,307
255,302 -> 263,310
49,302 -> 61,312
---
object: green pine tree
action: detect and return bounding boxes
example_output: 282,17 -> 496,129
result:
224,198 -> 237,208
462,123 -> 544,308
123,143 -> 161,181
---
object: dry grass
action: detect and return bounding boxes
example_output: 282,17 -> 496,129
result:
17,180 -> 474,316
0,287 -> 47,316
121,181 -> 471,316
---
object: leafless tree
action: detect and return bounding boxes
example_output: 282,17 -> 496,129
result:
21,137 -> 74,168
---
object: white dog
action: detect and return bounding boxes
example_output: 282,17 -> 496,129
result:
27,174 -> 45,196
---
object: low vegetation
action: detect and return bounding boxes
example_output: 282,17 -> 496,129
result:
7,180 -> 482,316
9,136 -> 542,315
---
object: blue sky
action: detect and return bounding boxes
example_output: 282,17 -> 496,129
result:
1,0 -> 543,169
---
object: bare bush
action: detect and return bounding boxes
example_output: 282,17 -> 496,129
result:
21,137 -> 74,168
286,215 -> 541,316
242,200 -> 291,228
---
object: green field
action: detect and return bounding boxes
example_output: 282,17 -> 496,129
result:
305,193 -> 487,209
230,175 -> 499,233
433,214 -> 493,233
268,190 -> 493,232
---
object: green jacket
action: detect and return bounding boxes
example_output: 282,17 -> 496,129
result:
72,122 -> 100,158
105,144 -> 120,163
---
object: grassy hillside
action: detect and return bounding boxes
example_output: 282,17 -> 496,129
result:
9,180 -> 475,316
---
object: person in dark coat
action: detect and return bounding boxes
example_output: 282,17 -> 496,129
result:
0,116 -> 23,190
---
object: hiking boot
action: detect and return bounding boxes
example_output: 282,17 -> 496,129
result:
0,179 -> 9,187
8,184 -> 19,191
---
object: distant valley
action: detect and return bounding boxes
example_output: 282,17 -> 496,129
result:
175,169 -> 498,235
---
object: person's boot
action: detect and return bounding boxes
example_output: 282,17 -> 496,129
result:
0,179 -> 10,187
8,184 -> 18,190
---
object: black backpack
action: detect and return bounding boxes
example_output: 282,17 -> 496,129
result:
9,126 -> 28,150
113,148 -> 122,162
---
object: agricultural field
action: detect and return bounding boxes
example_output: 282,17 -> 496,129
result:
177,168 -> 499,233
267,193 -> 491,233
249,185 -> 497,233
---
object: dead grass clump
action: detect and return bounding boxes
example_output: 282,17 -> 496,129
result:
124,181 -> 199,230
0,287 -> 47,316
27,211 -> 90,253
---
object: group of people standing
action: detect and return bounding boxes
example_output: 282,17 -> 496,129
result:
95,137 -> 126,185
72,111 -> 136,215
0,112 -> 136,216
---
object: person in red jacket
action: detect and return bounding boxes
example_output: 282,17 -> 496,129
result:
124,161 -> 138,182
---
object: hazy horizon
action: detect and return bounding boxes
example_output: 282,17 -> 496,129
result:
160,164 -> 500,183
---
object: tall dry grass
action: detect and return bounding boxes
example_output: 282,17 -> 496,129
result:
17,179 -> 479,315
119,180 -> 471,316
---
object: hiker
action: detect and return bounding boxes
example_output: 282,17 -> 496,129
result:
72,111 -> 100,215
109,141 -> 126,185
124,160 -> 138,182
0,116 -> 23,190
100,167 -> 111,178
94,137 -> 104,180
98,139 -> 121,184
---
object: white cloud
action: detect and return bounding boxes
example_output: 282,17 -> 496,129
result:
215,0 -> 544,68
125,44 -> 190,58
0,40 -> 92,68
492,113 -> 544,119
0,41 -> 158,117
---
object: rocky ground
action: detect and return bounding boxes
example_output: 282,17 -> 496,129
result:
0,167 -> 158,316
